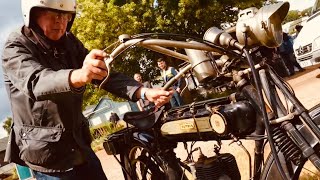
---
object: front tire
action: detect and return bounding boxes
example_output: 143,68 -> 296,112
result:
261,104 -> 320,179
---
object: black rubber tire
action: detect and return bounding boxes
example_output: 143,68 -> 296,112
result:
260,104 -> 320,179
122,142 -> 191,180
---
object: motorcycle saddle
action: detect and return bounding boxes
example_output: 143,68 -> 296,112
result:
123,106 -> 164,130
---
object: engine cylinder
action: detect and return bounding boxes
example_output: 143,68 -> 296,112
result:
185,41 -> 217,83
195,153 -> 240,180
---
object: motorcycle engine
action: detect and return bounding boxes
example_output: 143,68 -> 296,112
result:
193,153 -> 241,180
161,98 -> 256,141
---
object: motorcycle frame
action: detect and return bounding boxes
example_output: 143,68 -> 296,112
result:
102,35 -> 320,179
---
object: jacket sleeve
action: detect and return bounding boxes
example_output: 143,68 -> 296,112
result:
2,33 -> 81,101
99,72 -> 142,101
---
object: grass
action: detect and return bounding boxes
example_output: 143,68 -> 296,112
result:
90,122 -> 124,152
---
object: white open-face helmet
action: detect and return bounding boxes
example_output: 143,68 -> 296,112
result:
21,0 -> 77,31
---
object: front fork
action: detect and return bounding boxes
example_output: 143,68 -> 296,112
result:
237,68 -> 320,179
259,69 -> 320,170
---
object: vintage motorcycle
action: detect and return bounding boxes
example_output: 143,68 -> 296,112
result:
101,2 -> 320,180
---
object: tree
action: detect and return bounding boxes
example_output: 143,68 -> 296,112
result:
2,117 -> 12,136
72,0 -> 264,107
301,7 -> 312,17
284,10 -> 300,23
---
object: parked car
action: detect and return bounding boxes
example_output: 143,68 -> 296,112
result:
293,0 -> 320,68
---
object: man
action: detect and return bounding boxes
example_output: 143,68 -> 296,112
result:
278,32 -> 304,76
157,58 -> 183,107
133,73 -> 153,111
1,0 -> 173,179
295,25 -> 303,36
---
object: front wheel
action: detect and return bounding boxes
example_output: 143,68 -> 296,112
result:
122,142 -> 193,180
261,104 -> 320,179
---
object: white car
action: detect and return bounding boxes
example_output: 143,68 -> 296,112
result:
293,1 -> 320,68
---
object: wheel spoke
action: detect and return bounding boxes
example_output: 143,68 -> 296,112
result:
128,146 -> 165,180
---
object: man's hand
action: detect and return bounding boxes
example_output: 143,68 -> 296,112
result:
70,49 -> 108,88
138,87 -> 174,107
176,87 -> 181,93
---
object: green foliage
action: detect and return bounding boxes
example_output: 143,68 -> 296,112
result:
82,84 -> 108,110
284,10 -> 300,23
301,7 -> 312,17
89,121 -> 124,152
284,7 -> 313,24
2,117 -> 12,136
73,0 -> 264,73
90,121 -> 124,139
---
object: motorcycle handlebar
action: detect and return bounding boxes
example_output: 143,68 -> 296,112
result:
100,36 -> 228,89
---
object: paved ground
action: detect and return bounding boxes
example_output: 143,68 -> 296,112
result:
97,65 -> 320,180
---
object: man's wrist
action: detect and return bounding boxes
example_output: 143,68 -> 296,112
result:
70,69 -> 85,88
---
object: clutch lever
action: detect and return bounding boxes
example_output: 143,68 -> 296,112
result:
99,55 -> 112,89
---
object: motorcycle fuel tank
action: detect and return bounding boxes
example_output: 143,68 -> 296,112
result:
161,101 -> 256,141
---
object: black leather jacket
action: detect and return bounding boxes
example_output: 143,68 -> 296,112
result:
1,26 -> 141,172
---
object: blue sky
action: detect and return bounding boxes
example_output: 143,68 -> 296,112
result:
0,0 -> 22,137
0,0 -> 22,123
0,0 -> 316,136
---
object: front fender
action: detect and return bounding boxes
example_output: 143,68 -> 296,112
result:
297,104 -> 320,148
260,104 -> 320,179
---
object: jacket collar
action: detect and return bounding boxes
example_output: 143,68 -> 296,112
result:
23,25 -> 68,58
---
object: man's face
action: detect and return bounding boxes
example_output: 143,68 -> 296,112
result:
134,74 -> 142,83
157,61 -> 166,70
36,9 -> 72,41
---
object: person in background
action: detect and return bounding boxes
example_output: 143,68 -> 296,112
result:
133,73 -> 154,111
253,46 -> 289,77
277,32 -> 304,76
292,25 -> 303,41
157,58 -> 183,107
295,25 -> 303,37
1,0 -> 173,179
109,112 -> 120,124
109,112 -> 120,129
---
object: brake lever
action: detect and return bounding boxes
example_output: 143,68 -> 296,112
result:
99,55 -> 112,89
